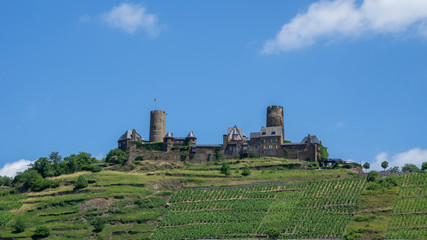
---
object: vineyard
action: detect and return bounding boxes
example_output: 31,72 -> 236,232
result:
152,178 -> 367,239
386,173 -> 427,239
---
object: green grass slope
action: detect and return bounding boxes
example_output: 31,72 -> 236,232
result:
0,157 -> 425,240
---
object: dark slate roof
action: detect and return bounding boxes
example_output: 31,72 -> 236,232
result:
164,131 -> 173,138
301,135 -> 320,144
250,132 -> 260,139
118,130 -> 143,141
193,144 -> 222,148
260,126 -> 282,137
281,143 -> 305,146
187,130 -> 196,138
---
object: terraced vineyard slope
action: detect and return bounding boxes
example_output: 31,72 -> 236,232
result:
152,178 -> 366,239
386,173 -> 427,239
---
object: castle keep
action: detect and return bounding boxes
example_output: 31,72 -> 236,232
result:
118,106 -> 322,163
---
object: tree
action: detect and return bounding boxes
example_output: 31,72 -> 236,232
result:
106,149 -> 128,165
220,162 -> 231,176
66,157 -> 78,173
49,152 -> 62,164
242,165 -> 251,176
31,157 -> 52,178
402,163 -> 420,173
74,175 -> 88,190
332,161 -> 339,169
367,171 -> 378,182
320,145 -> 329,160
0,176 -> 12,186
381,161 -> 389,171
363,162 -> 370,173
14,170 -> 43,190
422,162 -> 427,172
33,226 -> 50,238
389,166 -> 399,172
12,218 -> 25,233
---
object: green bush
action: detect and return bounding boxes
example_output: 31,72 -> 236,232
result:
139,142 -> 164,152
332,161 -> 339,169
134,140 -> 144,148
342,164 -> 352,169
213,147 -> 223,161
248,153 -> 259,158
367,171 -> 378,182
106,149 -> 129,165
91,218 -> 105,232
220,162 -> 231,176
74,175 -> 88,190
242,165 -> 251,176
366,182 -> 381,191
320,145 -> 329,160
310,161 -> 319,169
12,218 -> 25,233
180,153 -> 188,161
33,226 -> 50,238
135,155 -> 144,161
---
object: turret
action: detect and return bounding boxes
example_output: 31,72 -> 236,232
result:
149,110 -> 166,142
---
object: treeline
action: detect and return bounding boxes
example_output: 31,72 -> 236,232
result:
1,152 -> 103,192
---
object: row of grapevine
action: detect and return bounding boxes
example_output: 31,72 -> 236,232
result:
386,173 -> 427,239
152,178 -> 366,239
259,179 -> 365,238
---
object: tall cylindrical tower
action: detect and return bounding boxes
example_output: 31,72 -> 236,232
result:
266,105 -> 284,139
149,110 -> 166,142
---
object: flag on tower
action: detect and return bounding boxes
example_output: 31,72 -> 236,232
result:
154,98 -> 157,102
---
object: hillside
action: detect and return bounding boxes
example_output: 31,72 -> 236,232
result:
0,157 -> 426,240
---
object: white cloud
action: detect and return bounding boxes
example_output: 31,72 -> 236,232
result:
101,3 -> 160,36
370,148 -> 427,171
0,159 -> 35,178
263,0 -> 427,53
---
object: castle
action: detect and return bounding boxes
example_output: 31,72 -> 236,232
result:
118,106 -> 322,163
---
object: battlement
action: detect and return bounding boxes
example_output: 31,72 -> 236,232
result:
267,105 -> 283,111
150,110 -> 166,114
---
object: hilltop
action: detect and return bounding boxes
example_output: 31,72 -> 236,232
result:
0,156 -> 426,240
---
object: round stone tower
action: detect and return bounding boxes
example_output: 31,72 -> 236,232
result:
266,105 -> 284,138
149,110 -> 166,142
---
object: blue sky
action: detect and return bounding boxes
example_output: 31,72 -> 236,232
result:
1,0 -> 427,176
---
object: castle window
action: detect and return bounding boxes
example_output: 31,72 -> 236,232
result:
273,145 -> 276,150
262,132 -> 266,135
237,146 -> 239,151
266,139 -> 270,143
271,131 -> 276,135
272,138 -> 277,143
